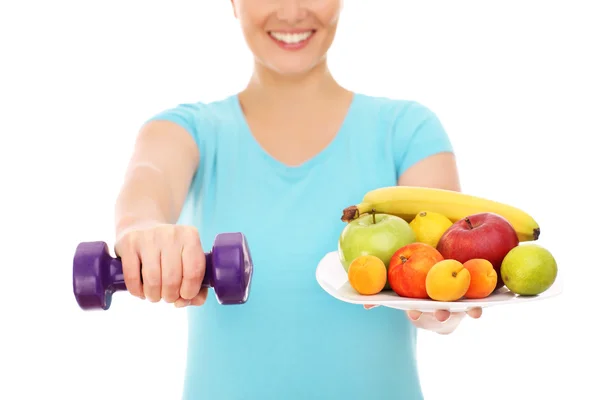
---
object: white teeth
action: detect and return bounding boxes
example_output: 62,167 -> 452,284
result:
270,31 -> 313,44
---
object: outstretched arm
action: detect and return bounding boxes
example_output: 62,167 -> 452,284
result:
115,120 -> 199,240
114,120 -> 200,300
395,152 -> 482,334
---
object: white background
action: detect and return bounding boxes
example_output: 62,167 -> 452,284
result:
1,1 -> 599,399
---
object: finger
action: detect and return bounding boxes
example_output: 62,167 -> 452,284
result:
180,231 -> 205,300
140,237 -> 162,303
407,310 -> 422,321
434,309 -> 451,322
408,311 -> 464,335
435,312 -> 466,334
161,243 -> 183,303
467,307 -> 483,319
174,297 -> 191,308
118,240 -> 144,299
190,288 -> 208,306
364,304 -> 379,310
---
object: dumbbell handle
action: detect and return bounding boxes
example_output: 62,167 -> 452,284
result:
101,252 -> 214,293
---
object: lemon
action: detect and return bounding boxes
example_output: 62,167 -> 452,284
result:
409,211 -> 454,248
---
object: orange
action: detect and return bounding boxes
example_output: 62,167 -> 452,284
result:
348,255 -> 387,295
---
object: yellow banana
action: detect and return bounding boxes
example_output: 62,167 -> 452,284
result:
340,186 -> 540,242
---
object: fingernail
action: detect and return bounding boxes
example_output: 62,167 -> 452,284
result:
407,311 -> 422,321
438,315 -> 450,323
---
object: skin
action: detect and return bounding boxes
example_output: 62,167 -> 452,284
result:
113,0 -> 481,332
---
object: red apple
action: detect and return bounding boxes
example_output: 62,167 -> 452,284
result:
436,212 -> 519,290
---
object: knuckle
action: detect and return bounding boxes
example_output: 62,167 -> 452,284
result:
186,265 -> 204,282
123,274 -> 140,292
141,230 -> 156,247
142,273 -> 160,290
184,249 -> 205,274
182,226 -> 200,244
158,225 -> 178,244
121,254 -> 139,270
115,233 -> 137,257
125,231 -> 139,248
162,274 -> 181,290
120,262 -> 141,291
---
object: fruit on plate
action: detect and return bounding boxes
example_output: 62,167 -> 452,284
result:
338,212 -> 416,278
463,259 -> 498,299
348,255 -> 387,295
408,211 -> 453,247
387,242 -> 444,299
426,260 -> 471,301
500,244 -> 558,296
436,212 -> 519,290
340,186 -> 540,242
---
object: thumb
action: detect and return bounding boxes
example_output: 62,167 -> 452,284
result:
174,297 -> 191,308
190,288 -> 209,306
174,288 -> 208,307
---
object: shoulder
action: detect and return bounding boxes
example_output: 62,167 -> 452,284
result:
147,95 -> 235,132
353,92 -> 449,143
353,92 -> 442,129
353,93 -> 453,177
144,95 -> 239,148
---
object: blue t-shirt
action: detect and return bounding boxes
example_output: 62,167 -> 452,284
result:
148,92 -> 453,400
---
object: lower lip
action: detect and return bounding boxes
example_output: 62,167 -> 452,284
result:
269,32 -> 315,51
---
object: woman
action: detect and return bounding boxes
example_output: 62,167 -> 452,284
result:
114,1 -> 482,399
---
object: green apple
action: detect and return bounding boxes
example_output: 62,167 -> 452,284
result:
338,213 -> 417,277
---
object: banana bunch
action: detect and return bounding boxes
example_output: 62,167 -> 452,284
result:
340,186 -> 540,242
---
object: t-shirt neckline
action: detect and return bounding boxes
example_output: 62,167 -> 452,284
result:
228,92 -> 362,178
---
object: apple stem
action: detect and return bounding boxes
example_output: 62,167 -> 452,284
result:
400,255 -> 408,264
465,217 -> 474,229
371,209 -> 376,224
452,271 -> 457,277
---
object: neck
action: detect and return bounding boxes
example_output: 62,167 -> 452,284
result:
241,59 -> 344,106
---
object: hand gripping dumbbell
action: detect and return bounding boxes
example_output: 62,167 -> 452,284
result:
73,232 -> 253,310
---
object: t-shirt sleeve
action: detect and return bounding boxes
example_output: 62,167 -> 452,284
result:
143,102 -> 217,171
392,102 -> 454,179
144,103 -> 205,148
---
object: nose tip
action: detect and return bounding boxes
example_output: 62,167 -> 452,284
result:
277,0 -> 308,23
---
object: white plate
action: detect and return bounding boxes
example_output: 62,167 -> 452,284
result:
316,251 -> 564,312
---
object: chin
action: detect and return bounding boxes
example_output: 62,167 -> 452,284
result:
266,57 -> 326,77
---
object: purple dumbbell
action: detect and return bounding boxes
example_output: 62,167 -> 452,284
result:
73,232 -> 253,310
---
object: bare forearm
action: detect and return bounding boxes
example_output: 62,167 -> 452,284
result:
114,164 -> 177,238
113,120 -> 199,240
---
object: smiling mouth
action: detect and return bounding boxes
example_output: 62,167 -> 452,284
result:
268,30 -> 315,45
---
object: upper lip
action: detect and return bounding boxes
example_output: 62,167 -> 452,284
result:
268,29 -> 316,34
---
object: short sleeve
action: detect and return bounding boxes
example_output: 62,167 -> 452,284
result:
145,103 -> 207,147
143,102 -> 219,173
392,102 -> 454,178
